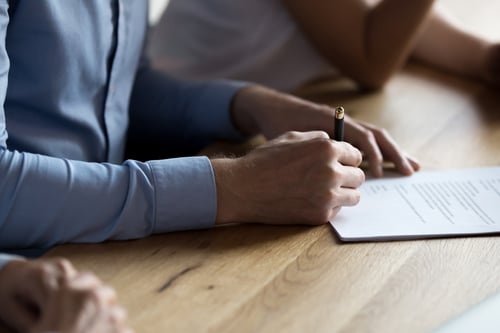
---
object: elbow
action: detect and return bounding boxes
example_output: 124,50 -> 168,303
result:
333,58 -> 397,90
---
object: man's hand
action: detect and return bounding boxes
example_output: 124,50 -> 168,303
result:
231,85 -> 420,177
0,258 -> 133,333
212,131 -> 364,225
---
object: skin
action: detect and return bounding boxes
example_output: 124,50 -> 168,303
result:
212,85 -> 420,225
281,0 -> 500,88
0,258 -> 133,333
412,6 -> 500,85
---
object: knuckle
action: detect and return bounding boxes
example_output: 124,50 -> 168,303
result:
315,188 -> 338,206
357,168 -> 366,184
313,162 -> 338,185
373,154 -> 384,165
104,285 -> 118,300
53,258 -> 74,274
352,191 -> 361,205
378,128 -> 390,137
315,130 -> 330,140
314,139 -> 336,159
354,149 -> 363,166
33,263 -> 51,280
331,165 -> 343,180
320,189 -> 336,205
361,129 -> 375,142
82,288 -> 102,305
284,130 -> 301,140
328,189 -> 340,204
323,163 -> 342,186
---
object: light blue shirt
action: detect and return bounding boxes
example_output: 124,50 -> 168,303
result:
0,1 -> 247,250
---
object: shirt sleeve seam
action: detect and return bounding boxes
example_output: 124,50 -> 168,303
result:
146,161 -> 159,234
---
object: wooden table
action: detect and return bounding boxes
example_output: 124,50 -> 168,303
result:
42,62 -> 500,333
43,1 -> 500,331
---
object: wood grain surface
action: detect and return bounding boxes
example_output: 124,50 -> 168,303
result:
43,1 -> 500,333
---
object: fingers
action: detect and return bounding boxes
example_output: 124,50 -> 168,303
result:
332,187 -> 362,208
27,258 -> 78,304
107,306 -> 132,333
275,130 -> 330,143
31,269 -> 130,333
65,272 -> 118,310
370,128 -> 415,176
345,121 -> 385,177
2,259 -> 132,333
329,162 -> 365,189
406,154 -> 421,172
345,119 -> 420,177
68,271 -> 104,290
0,258 -> 83,333
333,141 -> 363,167
275,131 -> 363,168
52,257 -> 78,281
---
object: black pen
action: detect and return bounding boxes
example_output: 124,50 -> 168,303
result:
334,106 -> 344,141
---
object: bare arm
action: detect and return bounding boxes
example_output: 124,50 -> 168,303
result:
412,6 -> 491,80
282,0 -> 435,89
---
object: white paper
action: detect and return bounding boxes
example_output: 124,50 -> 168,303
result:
330,167 -> 500,241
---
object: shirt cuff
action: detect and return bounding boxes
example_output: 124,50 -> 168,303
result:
0,254 -> 24,270
189,80 -> 250,141
148,156 -> 217,233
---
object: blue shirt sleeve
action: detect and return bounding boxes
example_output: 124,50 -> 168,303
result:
127,63 -> 248,159
0,253 -> 23,270
0,3 -> 249,250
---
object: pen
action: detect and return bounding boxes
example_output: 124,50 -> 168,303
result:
334,106 -> 344,141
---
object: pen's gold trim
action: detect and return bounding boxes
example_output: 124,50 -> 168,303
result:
335,106 -> 344,120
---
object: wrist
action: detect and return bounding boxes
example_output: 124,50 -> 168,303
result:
211,158 -> 245,225
0,254 -> 25,272
230,85 -> 263,136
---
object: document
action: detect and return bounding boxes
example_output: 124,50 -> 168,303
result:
330,167 -> 500,241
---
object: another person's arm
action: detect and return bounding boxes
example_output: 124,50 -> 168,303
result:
411,5 -> 500,85
282,0 -> 435,89
0,256 -> 132,333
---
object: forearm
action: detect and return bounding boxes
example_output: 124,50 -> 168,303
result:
0,148 -> 217,249
283,0 -> 435,89
128,65 -> 248,160
411,6 -> 490,78
363,0 -> 435,86
0,149 -> 155,248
